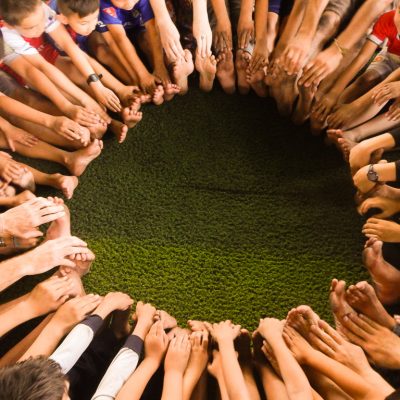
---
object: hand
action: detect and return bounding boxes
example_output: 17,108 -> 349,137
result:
153,66 -> 171,87
136,301 -> 157,327
0,155 -> 24,183
25,236 -> 89,275
299,45 -> 343,87
353,165 -> 377,194
385,98 -> 400,121
61,249 -> 95,277
205,320 -> 241,343
93,292 -> 133,319
50,116 -> 90,145
237,18 -> 254,50
188,330 -> 209,369
341,313 -> 400,369
358,196 -> 400,219
257,318 -> 284,344
312,90 -> 340,122
164,331 -> 191,374
213,20 -> 232,53
27,275 -> 75,315
372,82 -> 400,107
193,14 -> 212,58
362,217 -> 400,242
1,197 -> 65,239
144,321 -> 169,364
0,123 -> 38,152
248,38 -> 269,75
63,104 -> 101,127
51,293 -> 102,331
158,18 -> 185,62
90,81 -> 121,113
277,34 -> 312,76
282,325 -> 315,364
139,72 -> 159,94
327,103 -> 356,129
82,98 -> 111,125
309,320 -> 371,375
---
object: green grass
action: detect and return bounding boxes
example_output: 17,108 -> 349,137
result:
0,86 -> 368,339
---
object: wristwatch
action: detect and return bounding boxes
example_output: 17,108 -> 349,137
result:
367,164 -> 379,182
86,73 -> 103,85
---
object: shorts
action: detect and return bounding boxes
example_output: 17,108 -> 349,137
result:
366,50 -> 400,80
269,0 -> 294,16
126,24 -> 147,43
0,66 -> 24,95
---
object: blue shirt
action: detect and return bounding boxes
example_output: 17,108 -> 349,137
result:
99,0 -> 154,32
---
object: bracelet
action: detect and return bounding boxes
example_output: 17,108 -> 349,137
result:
333,38 -> 348,57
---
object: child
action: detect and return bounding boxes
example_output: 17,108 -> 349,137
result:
99,0 -> 182,101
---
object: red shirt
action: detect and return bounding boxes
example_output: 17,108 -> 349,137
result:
369,10 -> 400,56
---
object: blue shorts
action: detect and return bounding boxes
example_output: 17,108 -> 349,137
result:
269,0 -> 293,16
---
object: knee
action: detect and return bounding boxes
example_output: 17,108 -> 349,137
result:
317,11 -> 341,36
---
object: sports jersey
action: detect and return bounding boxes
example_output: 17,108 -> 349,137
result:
368,10 -> 400,56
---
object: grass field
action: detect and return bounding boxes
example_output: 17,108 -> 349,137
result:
0,86 -> 369,342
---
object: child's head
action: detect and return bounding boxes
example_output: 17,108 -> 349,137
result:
0,357 -> 69,400
57,0 -> 100,36
110,0 -> 139,11
0,0 -> 45,38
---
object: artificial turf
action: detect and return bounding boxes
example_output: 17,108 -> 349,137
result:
0,86 -> 369,343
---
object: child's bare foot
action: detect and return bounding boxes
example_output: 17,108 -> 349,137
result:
118,85 -> 141,107
235,49 -> 250,95
152,85 -> 165,106
111,306 -> 132,340
9,190 -> 36,207
13,169 -> 35,193
50,174 -> 79,200
60,248 -> 95,277
195,54 -> 217,92
270,67 -> 297,116
163,83 -> 181,101
65,139 -> 103,177
155,310 -> 178,330
216,50 -> 236,95
329,279 -> 355,334
362,238 -> 400,304
285,305 -> 320,339
122,105 -> 143,130
247,68 -> 268,98
188,320 -> 207,332
45,199 -> 70,240
172,49 -> 194,95
292,82 -> 317,125
110,119 -> 128,144
345,281 -> 395,329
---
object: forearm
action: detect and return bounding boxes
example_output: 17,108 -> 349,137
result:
239,0 -> 255,25
183,366 -> 206,400
0,95 -> 56,130
336,0 -> 392,50
144,20 -> 165,66
218,340 -> 250,400
296,0 -> 329,38
210,0 -> 230,23
254,0 -> 268,41
272,344 -> 313,399
361,133 -> 396,154
149,0 -> 171,23
116,358 -> 159,400
193,0 -> 210,28
161,371 -> 184,400
0,254 -> 30,292
257,363 -> 290,400
0,295 -> 41,337
373,162 -> 397,183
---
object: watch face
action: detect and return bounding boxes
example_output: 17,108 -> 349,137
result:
367,170 -> 379,182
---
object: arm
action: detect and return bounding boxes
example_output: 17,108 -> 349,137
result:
210,0 -> 232,51
237,0 -> 254,50
91,301 -> 155,400
248,0 -> 268,73
49,25 -> 121,112
192,0 -> 213,58
148,0 -> 184,62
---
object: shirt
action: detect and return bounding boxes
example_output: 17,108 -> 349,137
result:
368,10 -> 400,56
99,0 -> 154,32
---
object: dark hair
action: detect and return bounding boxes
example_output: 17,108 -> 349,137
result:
0,0 -> 41,25
0,357 -> 66,400
57,0 -> 99,17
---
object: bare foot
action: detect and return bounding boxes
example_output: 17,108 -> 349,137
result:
329,279 -> 355,334
362,239 -> 400,304
247,68 -> 268,98
216,50 -> 236,95
235,49 -> 250,95
122,104 -> 143,130
355,184 -> 400,206
285,305 -> 320,339
163,83 -> 181,101
195,54 -> 217,92
45,200 -> 70,240
60,248 -> 95,277
65,139 -> 103,177
13,169 -> 35,193
50,174 -> 79,200
188,320 -> 207,332
172,49 -> 194,95
9,190 -> 36,207
110,119 -> 128,144
292,82 -> 317,125
155,310 -> 178,330
152,85 -> 165,106
270,68 -> 298,117
346,281 -> 395,329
